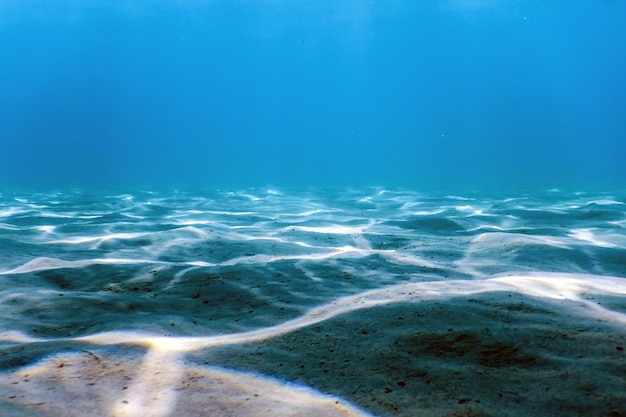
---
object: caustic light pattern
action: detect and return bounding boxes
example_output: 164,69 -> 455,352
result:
1,188 -> 626,416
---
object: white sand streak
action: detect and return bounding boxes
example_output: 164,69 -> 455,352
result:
2,272 -> 624,352
0,257 -> 153,274
61,272 -> 626,352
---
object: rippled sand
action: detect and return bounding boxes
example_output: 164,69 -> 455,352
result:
1,188 -> 625,416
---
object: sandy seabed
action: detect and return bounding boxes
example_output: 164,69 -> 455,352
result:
1,187 -> 625,416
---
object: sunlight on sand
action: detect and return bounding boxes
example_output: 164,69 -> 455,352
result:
3,272 -> 625,416
2,189 -> 625,416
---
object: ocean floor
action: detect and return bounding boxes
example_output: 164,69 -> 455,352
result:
1,187 -> 625,416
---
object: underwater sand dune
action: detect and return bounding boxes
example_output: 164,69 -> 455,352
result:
1,188 -> 625,416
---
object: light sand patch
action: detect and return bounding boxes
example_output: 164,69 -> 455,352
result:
0,350 -> 372,417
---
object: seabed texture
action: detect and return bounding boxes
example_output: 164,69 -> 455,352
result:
1,188 -> 625,416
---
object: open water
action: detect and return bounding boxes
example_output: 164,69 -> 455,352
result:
1,1 -> 626,416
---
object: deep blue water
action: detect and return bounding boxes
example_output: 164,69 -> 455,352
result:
1,0 -> 625,190
2,4 -> 626,414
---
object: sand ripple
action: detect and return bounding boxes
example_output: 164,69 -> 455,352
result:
1,188 -> 625,416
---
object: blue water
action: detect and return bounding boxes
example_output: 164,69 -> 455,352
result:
1,0 -> 625,191
2,3 -> 626,416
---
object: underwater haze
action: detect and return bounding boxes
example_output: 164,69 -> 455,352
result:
2,2 -> 626,417
0,0 -> 625,190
